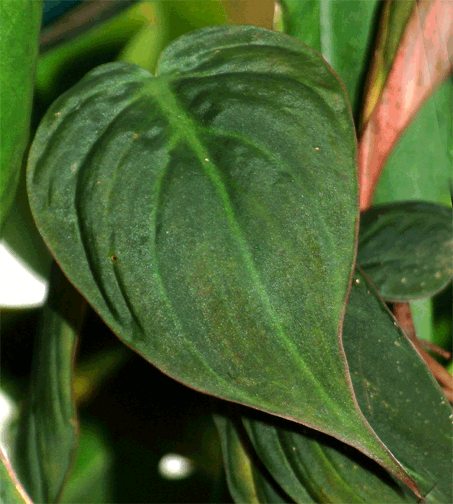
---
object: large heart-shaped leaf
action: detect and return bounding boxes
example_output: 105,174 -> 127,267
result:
27,25 -> 414,486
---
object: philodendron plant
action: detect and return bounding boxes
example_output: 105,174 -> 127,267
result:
2,1 -> 452,503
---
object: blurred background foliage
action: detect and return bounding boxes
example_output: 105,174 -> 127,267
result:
1,1 -> 451,502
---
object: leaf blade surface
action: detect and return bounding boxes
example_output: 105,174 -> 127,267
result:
27,25 -> 414,488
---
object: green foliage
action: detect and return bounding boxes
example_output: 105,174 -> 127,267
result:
0,0 -> 42,229
358,202 -> 453,300
12,265 -> 81,504
2,2 -> 452,503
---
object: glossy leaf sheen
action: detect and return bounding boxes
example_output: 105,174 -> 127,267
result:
358,202 -> 453,300
28,25 -> 410,482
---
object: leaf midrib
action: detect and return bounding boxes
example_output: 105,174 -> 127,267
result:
145,76 -> 351,416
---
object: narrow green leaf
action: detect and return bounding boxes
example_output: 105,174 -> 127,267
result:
360,0 -> 415,126
279,0 -> 381,115
0,450 -> 32,504
358,201 -> 453,300
12,264 -> 83,504
243,415 -> 415,503
0,0 -> 42,228
214,415 -> 261,504
343,268 -> 453,502
59,422 -> 115,504
27,25 -> 415,488
214,414 -> 295,504
117,1 -> 167,73
252,465 -> 294,504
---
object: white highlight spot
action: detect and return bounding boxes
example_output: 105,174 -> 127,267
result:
158,453 -> 195,480
0,243 -> 48,307
0,389 -> 16,460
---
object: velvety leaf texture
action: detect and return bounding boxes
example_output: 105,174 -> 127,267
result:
27,25 -> 414,485
344,268 -> 453,502
357,202 -> 453,300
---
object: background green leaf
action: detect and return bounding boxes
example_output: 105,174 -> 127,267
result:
59,422 -> 115,504
214,414 -> 261,504
279,0 -> 381,117
358,202 -> 453,300
0,0 -> 42,229
0,449 -> 32,504
343,268 -> 453,502
360,0 -> 415,127
372,78 -> 453,207
26,24 -> 418,487
242,414 -> 416,503
12,264 -> 83,504
215,413 -> 294,504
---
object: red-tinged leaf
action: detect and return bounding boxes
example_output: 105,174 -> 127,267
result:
358,0 -> 453,210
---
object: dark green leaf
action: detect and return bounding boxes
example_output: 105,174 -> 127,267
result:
214,414 -> 261,504
242,267 -> 452,503
358,201 -> 453,300
243,413 -> 417,504
343,268 -> 453,502
27,25 -> 415,486
214,414 -> 295,504
0,0 -> 42,229
12,264 -> 82,504
279,0 -> 381,115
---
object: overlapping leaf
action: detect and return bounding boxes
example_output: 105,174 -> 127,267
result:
218,268 -> 451,503
243,416 -> 415,503
214,414 -> 296,504
12,264 -> 83,504
27,25 -> 416,486
358,202 -> 453,300
344,269 -> 453,502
